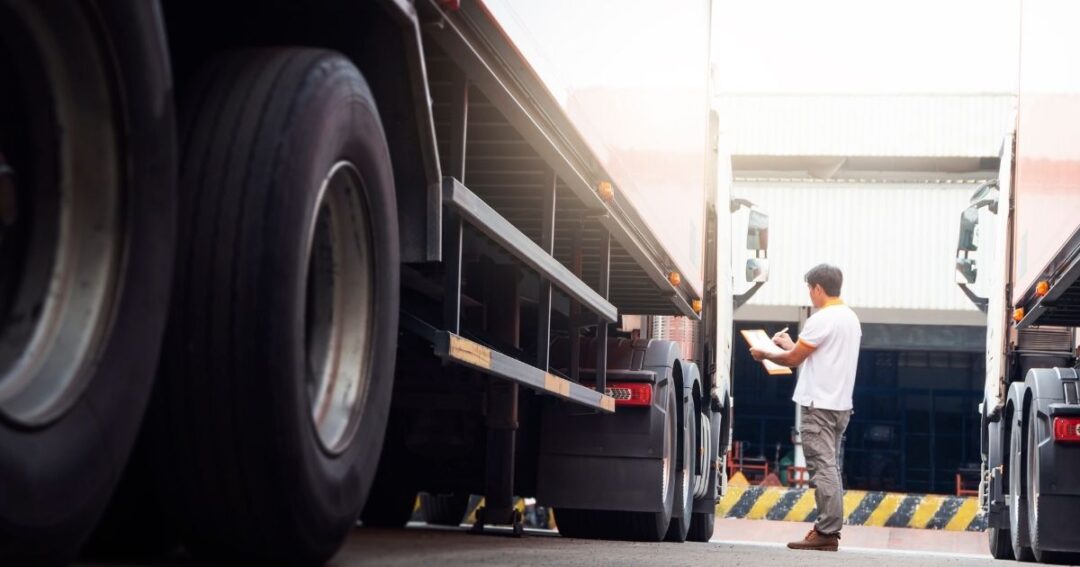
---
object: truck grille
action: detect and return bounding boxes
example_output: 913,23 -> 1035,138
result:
1017,326 -> 1075,353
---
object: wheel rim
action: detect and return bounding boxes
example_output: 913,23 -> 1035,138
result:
304,160 -> 375,454
0,3 -> 122,426
695,412 -> 710,499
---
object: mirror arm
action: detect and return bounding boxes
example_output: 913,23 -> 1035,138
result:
734,282 -> 765,309
956,283 -> 989,313
730,197 -> 754,213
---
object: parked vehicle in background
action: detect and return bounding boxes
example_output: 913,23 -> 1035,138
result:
955,0 -> 1080,562
0,0 -> 767,562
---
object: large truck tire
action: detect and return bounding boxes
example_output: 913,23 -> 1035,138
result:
687,511 -> 715,543
988,526 -> 1014,560
1025,402 -> 1051,564
153,48 -> 399,563
1024,400 -> 1080,565
555,382 -> 677,541
664,366 -> 696,542
688,390 -> 721,543
421,493 -> 470,526
0,2 -> 176,563
1009,400 -> 1035,562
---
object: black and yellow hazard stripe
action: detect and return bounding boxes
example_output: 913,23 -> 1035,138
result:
717,486 -> 986,531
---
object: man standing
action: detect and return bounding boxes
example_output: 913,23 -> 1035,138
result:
750,264 -> 861,552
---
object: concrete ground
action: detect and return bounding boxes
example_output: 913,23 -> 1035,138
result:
330,521 -> 1017,567
713,517 -> 989,555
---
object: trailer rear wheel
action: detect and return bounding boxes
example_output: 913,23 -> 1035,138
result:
0,2 -> 175,563
1025,402 -> 1079,564
556,383 -> 677,541
687,511 -> 715,542
156,48 -> 399,563
664,382 -> 694,542
988,527 -> 1014,560
1010,405 -> 1035,562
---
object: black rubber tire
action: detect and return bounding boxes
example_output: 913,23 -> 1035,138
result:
687,511 -> 715,543
988,526 -> 1014,560
665,382 -> 694,542
556,384 -> 677,542
1010,407 -> 1035,562
421,493 -> 470,527
150,49 -> 399,563
0,3 -> 176,564
1025,404 -> 1078,565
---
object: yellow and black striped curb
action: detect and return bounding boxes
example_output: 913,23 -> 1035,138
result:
717,486 -> 986,531
412,496 -> 556,529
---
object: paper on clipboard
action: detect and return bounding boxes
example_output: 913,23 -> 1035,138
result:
740,329 -> 794,376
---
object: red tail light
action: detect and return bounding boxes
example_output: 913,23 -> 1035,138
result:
605,382 -> 652,407
1053,416 -> 1080,443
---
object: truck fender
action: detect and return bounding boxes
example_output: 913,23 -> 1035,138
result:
1025,367 -> 1079,401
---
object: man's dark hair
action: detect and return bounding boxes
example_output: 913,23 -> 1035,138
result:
805,264 -> 843,297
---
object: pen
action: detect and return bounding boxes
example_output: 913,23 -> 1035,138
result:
777,326 -> 789,335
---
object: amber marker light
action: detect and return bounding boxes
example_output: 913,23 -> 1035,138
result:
692,299 -> 702,314
1014,307 -> 1025,322
1037,280 -> 1050,297
668,271 -> 681,286
597,181 -> 615,203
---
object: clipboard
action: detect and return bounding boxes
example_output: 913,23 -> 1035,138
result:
740,329 -> 794,376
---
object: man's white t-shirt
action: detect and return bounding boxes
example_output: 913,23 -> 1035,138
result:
792,300 -> 862,411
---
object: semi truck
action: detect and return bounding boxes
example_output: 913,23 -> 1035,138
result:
0,0 -> 768,563
955,0 -> 1080,563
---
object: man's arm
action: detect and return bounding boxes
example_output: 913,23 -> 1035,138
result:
750,339 -> 816,367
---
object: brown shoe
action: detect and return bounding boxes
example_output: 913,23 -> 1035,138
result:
787,528 -> 840,551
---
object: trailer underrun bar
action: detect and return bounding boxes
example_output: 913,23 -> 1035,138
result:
434,331 -> 615,413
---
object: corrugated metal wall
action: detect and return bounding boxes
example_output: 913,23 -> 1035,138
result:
717,94 -> 1015,157
732,181 -> 982,312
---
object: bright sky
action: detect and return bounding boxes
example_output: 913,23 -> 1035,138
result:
484,0 -> 1020,96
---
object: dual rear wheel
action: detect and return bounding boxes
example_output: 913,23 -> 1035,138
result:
1004,399 -> 1080,565
557,370 -> 717,543
0,5 -> 400,560
124,48 -> 401,563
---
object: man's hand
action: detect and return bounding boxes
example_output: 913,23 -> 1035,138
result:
772,331 -> 794,350
750,347 -> 767,361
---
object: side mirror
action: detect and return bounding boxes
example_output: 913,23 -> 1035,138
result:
746,210 -> 769,251
955,257 -> 977,285
746,258 -> 769,283
957,206 -> 979,252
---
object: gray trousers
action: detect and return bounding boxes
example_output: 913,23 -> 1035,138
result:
800,405 -> 852,535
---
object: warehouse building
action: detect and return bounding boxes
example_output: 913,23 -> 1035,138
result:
720,93 -> 1014,493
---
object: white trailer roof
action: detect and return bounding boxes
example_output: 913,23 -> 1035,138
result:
717,94 -> 1015,158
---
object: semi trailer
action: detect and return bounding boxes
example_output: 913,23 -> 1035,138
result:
955,0 -> 1080,563
0,0 -> 767,562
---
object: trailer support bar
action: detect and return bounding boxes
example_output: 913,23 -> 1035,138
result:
434,331 -> 615,413
442,177 -> 618,323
